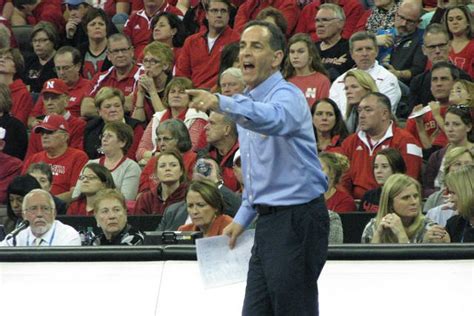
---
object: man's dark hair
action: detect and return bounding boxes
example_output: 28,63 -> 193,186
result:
364,92 -> 392,113
431,61 -> 460,81
243,20 -> 286,52
206,0 -> 231,11
256,7 -> 288,36
55,46 -> 82,66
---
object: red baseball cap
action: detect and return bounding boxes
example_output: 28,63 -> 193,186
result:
41,78 -> 69,95
33,114 -> 70,134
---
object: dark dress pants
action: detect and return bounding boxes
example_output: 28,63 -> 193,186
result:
242,196 -> 329,316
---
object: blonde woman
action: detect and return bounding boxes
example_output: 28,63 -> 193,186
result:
343,69 -> 378,132
362,174 -> 449,243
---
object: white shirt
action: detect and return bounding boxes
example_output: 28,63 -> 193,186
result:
329,61 -> 401,117
0,220 -> 81,247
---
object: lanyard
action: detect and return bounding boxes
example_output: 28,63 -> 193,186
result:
26,222 -> 57,246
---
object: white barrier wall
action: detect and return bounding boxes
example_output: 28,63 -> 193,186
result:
0,260 -> 473,316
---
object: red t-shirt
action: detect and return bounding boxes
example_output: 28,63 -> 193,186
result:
22,147 -> 89,196
288,72 -> 330,107
405,106 -> 449,148
449,40 -> 474,79
67,197 -> 94,216
325,189 -> 357,213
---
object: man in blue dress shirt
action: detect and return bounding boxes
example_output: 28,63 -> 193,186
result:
187,20 -> 329,316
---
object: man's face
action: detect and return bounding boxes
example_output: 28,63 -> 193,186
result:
431,67 -> 455,102
54,52 -> 80,86
205,111 -> 229,144
423,32 -> 450,64
315,8 -> 343,41
67,3 -> 88,21
206,1 -> 230,32
350,39 -> 377,71
40,130 -> 68,151
239,25 -> 283,90
395,5 -> 420,35
107,39 -> 134,69
358,95 -> 387,134
22,191 -> 56,237
43,92 -> 67,115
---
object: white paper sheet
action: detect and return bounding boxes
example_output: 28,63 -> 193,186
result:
196,229 -> 255,288
408,105 -> 432,119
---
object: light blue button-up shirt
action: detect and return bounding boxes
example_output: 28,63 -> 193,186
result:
218,71 -> 328,228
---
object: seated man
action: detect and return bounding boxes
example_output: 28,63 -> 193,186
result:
329,31 -> 401,116
199,111 -> 240,192
28,46 -> 92,123
341,92 -> 422,199
22,114 -> 89,203
81,33 -> 141,117
1,189 -> 81,246
406,61 -> 458,156
25,78 -> 86,159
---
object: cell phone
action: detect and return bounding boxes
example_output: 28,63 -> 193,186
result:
196,159 -> 212,177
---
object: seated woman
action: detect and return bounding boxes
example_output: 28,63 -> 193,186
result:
359,148 -> 407,213
423,105 -> 473,197
319,152 -> 356,213
148,12 -> 186,63
424,146 -> 473,226
75,121 -> 141,201
84,87 -> 145,160
444,165 -> 474,242
136,77 -> 208,162
283,33 -> 330,107
178,179 -> 233,237
67,163 -> 116,216
342,69 -> 379,133
89,189 -> 144,245
362,174 -> 449,244
21,21 -> 58,95
135,150 -> 187,215
139,119 -> 197,193
2,175 -> 40,234
312,98 -> 349,153
27,162 -> 67,215
131,41 -> 174,124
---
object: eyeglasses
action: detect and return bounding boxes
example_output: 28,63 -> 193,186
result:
142,58 -> 161,66
24,205 -> 54,214
156,136 -> 175,143
32,38 -> 50,44
108,47 -> 131,55
424,42 -> 448,51
396,13 -> 419,25
79,175 -> 100,181
208,8 -> 228,15
315,17 -> 339,24
55,64 -> 75,72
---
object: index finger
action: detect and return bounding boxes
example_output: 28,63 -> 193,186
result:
186,89 -> 202,97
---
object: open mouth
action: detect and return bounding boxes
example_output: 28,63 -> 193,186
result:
242,62 -> 255,72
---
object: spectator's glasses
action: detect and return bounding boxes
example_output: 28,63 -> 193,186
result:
108,47 -> 131,55
142,58 -> 161,66
24,205 -> 54,214
395,13 -> 419,25
55,64 -> 75,72
32,38 -> 50,45
208,8 -> 228,15
79,175 -> 100,181
315,17 -> 339,24
424,42 -> 448,51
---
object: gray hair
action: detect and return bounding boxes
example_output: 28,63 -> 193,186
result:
220,67 -> 245,85
319,3 -> 346,21
22,189 -> 55,213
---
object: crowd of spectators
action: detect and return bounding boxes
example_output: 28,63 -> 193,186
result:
0,0 -> 473,246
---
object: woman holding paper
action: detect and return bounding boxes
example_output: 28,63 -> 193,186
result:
178,180 -> 233,237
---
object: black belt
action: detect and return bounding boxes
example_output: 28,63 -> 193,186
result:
254,196 -> 323,216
